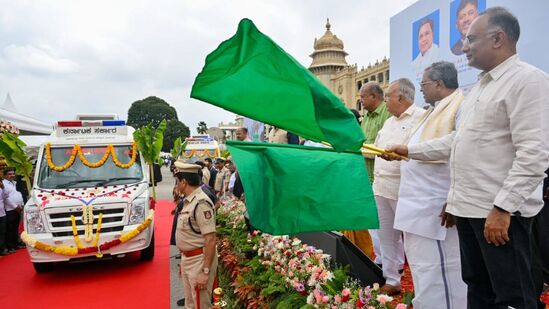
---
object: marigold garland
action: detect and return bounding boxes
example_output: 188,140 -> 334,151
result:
70,215 -> 84,249
110,143 -> 138,168
22,210 -> 154,257
77,145 -> 110,168
182,148 -> 219,159
45,142 -> 137,172
46,143 -> 78,172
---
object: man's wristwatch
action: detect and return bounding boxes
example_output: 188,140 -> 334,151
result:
202,267 -> 210,274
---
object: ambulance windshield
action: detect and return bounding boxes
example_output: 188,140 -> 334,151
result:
37,144 -> 144,189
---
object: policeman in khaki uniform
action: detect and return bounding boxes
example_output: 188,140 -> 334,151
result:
213,157 -> 231,196
174,161 -> 218,309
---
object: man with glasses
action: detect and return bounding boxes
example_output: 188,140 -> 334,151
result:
387,7 -> 549,308
392,64 -> 466,308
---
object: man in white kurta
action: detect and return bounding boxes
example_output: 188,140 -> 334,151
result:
373,78 -> 425,295
393,62 -> 467,309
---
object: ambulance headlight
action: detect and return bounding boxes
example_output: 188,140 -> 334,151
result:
25,206 -> 45,234
129,197 -> 146,224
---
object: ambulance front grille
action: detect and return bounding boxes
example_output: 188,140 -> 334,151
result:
45,204 -> 127,238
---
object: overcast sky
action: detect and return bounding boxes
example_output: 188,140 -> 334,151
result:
0,0 -> 417,134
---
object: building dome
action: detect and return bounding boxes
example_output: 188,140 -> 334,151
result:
309,19 -> 348,73
313,19 -> 345,50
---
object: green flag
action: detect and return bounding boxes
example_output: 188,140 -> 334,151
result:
191,18 -> 364,152
226,141 -> 378,235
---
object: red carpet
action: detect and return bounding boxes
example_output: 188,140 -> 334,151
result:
0,200 -> 173,309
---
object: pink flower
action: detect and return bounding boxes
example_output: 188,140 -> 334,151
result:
395,304 -> 407,309
322,295 -> 329,303
334,295 -> 342,303
376,294 -> 393,304
341,288 -> 351,302
313,289 -> 324,303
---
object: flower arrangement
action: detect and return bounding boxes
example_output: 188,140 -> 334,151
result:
45,142 -> 137,172
0,120 -> 20,135
22,209 -> 154,257
216,197 -> 407,309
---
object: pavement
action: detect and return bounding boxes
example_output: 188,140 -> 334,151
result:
153,166 -> 184,308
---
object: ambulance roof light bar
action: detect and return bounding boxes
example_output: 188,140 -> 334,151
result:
57,120 -> 126,127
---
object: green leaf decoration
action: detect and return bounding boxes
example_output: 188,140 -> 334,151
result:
132,119 -> 167,199
0,132 -> 34,196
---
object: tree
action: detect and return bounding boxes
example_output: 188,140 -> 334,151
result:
127,96 -> 191,152
133,120 -> 167,199
163,119 -> 190,152
127,96 -> 178,129
196,121 -> 208,134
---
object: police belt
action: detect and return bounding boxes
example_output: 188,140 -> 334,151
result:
181,247 -> 203,257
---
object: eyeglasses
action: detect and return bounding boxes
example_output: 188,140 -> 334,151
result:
464,30 -> 500,45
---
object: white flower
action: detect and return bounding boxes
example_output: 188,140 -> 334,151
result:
376,294 -> 394,303
307,293 -> 315,304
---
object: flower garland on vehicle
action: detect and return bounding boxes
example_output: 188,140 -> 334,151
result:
21,210 -> 154,257
45,142 -> 137,172
181,148 -> 220,159
71,212 -> 104,257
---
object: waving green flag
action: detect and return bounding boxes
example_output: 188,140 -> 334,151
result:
227,141 -> 378,235
191,19 -> 364,152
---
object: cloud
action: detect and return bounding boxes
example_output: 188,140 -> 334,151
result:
0,0 -> 416,134
1,44 -> 79,75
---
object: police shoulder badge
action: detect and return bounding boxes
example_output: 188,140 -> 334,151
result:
203,210 -> 212,220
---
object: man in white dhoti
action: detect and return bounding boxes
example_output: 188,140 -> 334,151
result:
393,61 -> 467,309
373,78 -> 425,296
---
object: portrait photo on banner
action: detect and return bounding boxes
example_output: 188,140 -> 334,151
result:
411,9 -> 440,79
449,0 -> 486,56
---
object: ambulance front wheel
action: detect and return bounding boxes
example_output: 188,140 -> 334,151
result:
33,261 -> 54,273
140,232 -> 155,261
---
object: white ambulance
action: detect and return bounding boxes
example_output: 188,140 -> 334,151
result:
182,135 -> 221,161
23,117 -> 154,272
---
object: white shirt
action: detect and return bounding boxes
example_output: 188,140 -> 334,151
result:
303,140 -> 329,148
373,105 -> 425,200
412,44 -> 439,75
0,188 -> 5,217
395,117 -> 452,240
408,55 -> 549,218
229,172 -> 236,192
2,179 -> 24,211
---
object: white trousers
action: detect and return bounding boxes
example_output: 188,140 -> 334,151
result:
375,195 -> 405,287
403,228 -> 467,309
369,229 -> 382,264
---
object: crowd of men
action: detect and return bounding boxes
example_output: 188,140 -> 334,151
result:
0,167 -> 27,257
169,6 -> 548,309
362,7 -> 548,309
